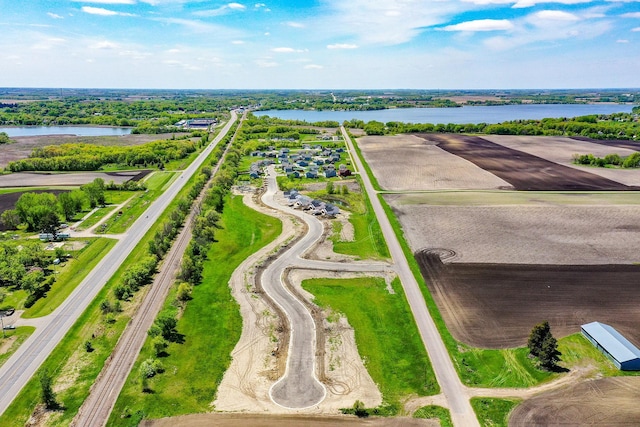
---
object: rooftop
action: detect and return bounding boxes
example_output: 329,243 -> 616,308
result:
582,321 -> 640,363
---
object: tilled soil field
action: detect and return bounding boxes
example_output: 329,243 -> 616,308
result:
356,135 -> 511,191
509,376 -> 640,426
417,133 -> 637,191
0,170 -> 150,187
481,135 -> 640,187
415,249 -> 640,349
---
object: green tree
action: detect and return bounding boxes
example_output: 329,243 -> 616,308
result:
39,370 -> 59,410
81,178 -> 106,208
539,334 -> 562,369
152,336 -> 169,357
326,181 -> 335,194
0,209 -> 21,230
0,132 -> 10,144
154,313 -> 178,341
15,192 -> 60,232
527,321 -> 550,357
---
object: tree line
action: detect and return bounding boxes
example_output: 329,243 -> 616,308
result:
6,139 -> 197,172
350,113 -> 640,141
573,152 -> 640,168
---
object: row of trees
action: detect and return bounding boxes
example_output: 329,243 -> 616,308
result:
573,152 -> 640,168
353,113 -> 640,142
6,139 -> 197,172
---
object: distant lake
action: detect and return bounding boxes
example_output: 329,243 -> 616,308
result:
0,126 -> 132,137
255,104 -> 636,125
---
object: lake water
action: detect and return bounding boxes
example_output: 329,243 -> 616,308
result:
0,126 -> 132,137
255,104 -> 636,125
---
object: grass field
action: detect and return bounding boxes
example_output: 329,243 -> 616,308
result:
413,405 -> 453,427
101,172 -> 176,234
471,397 -> 521,427
302,277 -> 437,413
24,238 -> 117,318
0,327 -> 35,369
108,195 -> 281,425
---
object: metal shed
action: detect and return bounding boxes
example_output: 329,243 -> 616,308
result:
581,321 -> 640,370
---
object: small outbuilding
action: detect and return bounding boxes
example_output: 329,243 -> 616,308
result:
581,321 -> 640,370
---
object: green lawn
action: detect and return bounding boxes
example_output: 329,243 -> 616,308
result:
24,238 -> 117,318
471,398 -> 521,427
108,194 -> 281,425
302,277 -> 437,413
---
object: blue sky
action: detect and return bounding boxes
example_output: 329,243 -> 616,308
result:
0,0 -> 639,89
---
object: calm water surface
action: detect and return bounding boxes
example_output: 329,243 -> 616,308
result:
255,104 -> 635,125
0,126 -> 132,137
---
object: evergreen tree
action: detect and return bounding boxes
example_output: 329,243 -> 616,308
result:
528,321 -> 550,357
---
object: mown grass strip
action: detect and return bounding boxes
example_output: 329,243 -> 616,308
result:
470,397 -> 521,427
24,238 -> 117,318
108,194 -> 281,424
302,277 -> 437,413
413,405 -> 453,427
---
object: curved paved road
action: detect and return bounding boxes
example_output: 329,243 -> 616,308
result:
0,112 -> 238,416
260,165 -> 393,409
341,126 -> 479,427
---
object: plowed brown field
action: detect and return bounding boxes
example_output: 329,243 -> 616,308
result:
415,250 -> 640,349
417,133 -> 637,191
509,376 -> 640,426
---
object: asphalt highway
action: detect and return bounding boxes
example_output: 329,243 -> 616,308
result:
0,111 -> 238,416
341,126 -> 479,427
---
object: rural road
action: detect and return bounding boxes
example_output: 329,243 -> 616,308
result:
341,126 -> 480,427
72,119 -> 240,427
0,111 -> 238,416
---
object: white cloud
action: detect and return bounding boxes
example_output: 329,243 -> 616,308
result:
153,17 -> 223,33
194,2 -> 247,17
255,58 -> 278,67
444,19 -> 514,31
89,40 -> 120,49
327,43 -> 358,49
304,64 -> 323,69
320,0 -> 462,46
529,10 -> 580,22
73,0 -> 135,3
81,6 -> 135,16
621,12 -> 640,17
47,13 -> 64,19
232,40 -> 245,44
616,39 -> 629,42
513,0 -> 593,8
633,27 -> 640,31
271,47 -> 306,53
286,21 -> 304,28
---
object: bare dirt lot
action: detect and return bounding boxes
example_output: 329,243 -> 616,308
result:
415,249 -> 640,348
0,133 -> 173,168
357,135 -> 511,191
417,133 -> 636,191
509,376 -> 640,426
143,413 -> 436,427
386,192 -> 640,265
0,170 -> 149,188
482,134 -> 640,187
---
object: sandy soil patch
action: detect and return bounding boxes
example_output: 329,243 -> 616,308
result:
509,376 -> 640,426
387,194 -> 640,265
357,135 -> 511,191
483,135 -> 640,186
